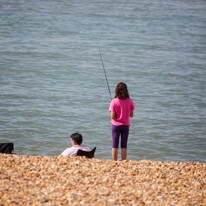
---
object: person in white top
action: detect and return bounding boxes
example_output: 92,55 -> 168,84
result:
58,133 -> 91,158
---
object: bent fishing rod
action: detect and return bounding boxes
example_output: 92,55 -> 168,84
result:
99,48 -> 112,101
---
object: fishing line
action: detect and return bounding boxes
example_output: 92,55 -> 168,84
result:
99,48 -> 112,100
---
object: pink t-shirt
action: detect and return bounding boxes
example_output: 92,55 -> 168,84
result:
61,145 -> 90,157
109,98 -> 135,126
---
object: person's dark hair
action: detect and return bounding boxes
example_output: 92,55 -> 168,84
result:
115,82 -> 130,99
70,133 -> 83,145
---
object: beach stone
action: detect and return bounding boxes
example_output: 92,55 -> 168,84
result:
0,154 -> 205,205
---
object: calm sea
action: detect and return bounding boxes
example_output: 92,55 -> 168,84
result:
0,0 -> 206,162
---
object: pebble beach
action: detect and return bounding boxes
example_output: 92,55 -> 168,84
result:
0,154 -> 205,206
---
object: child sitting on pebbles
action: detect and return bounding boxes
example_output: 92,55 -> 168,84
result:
58,133 -> 91,158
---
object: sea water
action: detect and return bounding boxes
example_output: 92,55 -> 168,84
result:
0,0 -> 206,162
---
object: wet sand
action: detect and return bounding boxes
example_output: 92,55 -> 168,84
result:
0,154 -> 205,205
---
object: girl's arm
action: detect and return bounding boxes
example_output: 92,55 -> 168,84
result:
130,110 -> 134,118
110,111 -> 116,119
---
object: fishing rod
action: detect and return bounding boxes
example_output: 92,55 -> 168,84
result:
99,48 -> 112,101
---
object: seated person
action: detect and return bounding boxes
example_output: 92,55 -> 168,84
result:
58,133 -> 91,158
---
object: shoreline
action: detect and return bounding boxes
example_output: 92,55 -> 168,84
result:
0,154 -> 205,205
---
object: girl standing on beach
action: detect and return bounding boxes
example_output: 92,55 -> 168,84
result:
109,82 -> 135,161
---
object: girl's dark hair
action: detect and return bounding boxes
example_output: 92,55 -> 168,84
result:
115,82 -> 130,99
70,133 -> 83,145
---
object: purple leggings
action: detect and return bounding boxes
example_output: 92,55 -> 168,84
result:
112,125 -> 129,148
